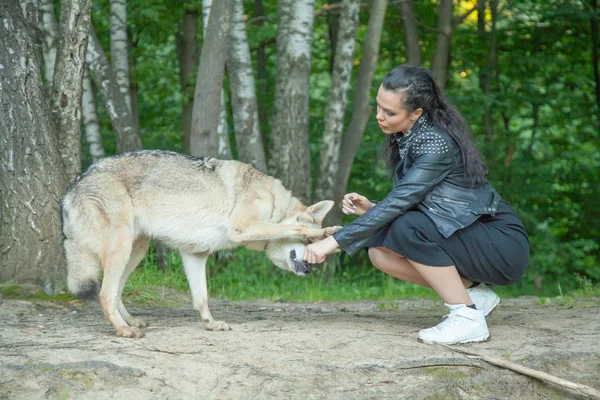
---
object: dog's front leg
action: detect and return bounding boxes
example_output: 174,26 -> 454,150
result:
181,252 -> 231,332
229,222 -> 342,243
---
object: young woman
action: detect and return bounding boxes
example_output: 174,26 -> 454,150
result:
304,65 -> 529,345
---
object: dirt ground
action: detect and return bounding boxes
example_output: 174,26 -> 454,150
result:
1,288 -> 599,400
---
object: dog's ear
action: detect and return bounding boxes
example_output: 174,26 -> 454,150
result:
306,200 -> 334,225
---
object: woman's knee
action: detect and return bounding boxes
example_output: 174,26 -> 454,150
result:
368,247 -> 383,268
368,247 -> 405,269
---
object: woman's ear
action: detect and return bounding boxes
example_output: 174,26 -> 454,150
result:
413,108 -> 424,119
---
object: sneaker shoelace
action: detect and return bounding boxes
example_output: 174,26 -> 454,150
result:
433,311 -> 465,331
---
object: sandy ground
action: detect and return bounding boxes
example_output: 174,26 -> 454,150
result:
0,289 -> 599,400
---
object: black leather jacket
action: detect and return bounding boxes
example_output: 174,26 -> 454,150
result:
334,117 -> 501,256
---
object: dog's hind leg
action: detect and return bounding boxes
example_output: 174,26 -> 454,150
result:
117,237 -> 151,329
181,252 -> 231,331
98,227 -> 143,338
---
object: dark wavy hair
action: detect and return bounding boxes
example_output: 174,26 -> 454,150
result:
380,65 -> 488,186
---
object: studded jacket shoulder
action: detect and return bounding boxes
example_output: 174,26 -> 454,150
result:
333,117 -> 501,256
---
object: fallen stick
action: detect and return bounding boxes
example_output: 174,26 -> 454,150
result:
434,344 -> 600,400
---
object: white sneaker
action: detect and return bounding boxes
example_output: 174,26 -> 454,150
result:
417,304 -> 490,345
467,283 -> 501,316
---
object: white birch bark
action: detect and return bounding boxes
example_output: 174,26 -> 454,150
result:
190,0 -> 233,158
269,0 -> 315,203
331,0 -> 388,224
202,0 -> 232,159
110,0 -> 131,111
227,0 -> 267,172
51,0 -> 92,182
40,0 -> 58,92
86,25 -> 141,153
82,68 -> 105,162
315,0 -> 360,202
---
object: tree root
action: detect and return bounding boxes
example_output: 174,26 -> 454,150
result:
434,344 -> 600,400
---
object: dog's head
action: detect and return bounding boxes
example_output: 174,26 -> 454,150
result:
265,200 -> 335,276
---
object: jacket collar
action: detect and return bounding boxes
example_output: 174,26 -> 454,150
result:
392,115 -> 431,147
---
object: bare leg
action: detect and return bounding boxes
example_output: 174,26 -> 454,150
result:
368,247 -> 473,289
181,252 -> 231,331
368,247 -> 473,305
117,237 -> 151,328
407,260 -> 473,305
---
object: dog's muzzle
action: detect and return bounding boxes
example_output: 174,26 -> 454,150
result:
290,250 -> 312,276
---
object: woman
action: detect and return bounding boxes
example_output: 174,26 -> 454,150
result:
304,65 -> 529,345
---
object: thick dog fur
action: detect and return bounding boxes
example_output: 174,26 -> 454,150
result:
62,150 -> 339,338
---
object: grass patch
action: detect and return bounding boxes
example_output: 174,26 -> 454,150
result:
122,247 -> 600,304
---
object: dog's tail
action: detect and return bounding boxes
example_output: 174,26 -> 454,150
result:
61,197 -> 100,300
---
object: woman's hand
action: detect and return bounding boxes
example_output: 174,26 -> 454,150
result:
341,192 -> 374,216
303,236 -> 339,264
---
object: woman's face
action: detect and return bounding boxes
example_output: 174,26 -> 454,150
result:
375,85 -> 422,135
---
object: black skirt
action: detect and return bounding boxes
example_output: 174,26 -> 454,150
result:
364,201 -> 529,285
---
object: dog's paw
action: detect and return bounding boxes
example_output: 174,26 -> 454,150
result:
324,226 -> 342,235
127,317 -> 148,328
116,326 -> 144,338
204,320 -> 232,331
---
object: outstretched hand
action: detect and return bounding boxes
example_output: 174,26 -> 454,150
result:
341,192 -> 374,216
303,236 -> 339,265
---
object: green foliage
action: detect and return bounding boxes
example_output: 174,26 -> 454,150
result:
84,0 -> 599,297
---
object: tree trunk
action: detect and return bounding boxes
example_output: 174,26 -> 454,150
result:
51,0 -> 92,183
190,0 -> 234,158
330,0 -> 388,225
396,0 -> 420,66
591,0 -> 600,127
128,32 -> 140,138
82,68 -> 105,163
315,0 -> 360,202
198,0 -> 232,159
477,0 -> 494,144
177,0 -> 199,154
253,0 -> 269,131
227,0 -> 267,172
110,0 -> 132,112
269,0 -> 316,203
327,0 -> 341,73
40,0 -> 58,93
431,0 -> 453,89
0,0 -> 69,292
86,24 -> 142,153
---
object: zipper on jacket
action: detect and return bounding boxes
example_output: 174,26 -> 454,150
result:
430,195 -> 468,206
422,201 -> 465,228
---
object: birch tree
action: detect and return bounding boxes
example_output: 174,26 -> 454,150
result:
227,0 -> 267,172
269,0 -> 315,203
82,69 -> 105,162
330,0 -> 388,224
51,0 -> 92,182
0,0 -> 68,291
190,0 -> 234,158
315,0 -> 360,202
201,0 -> 232,159
110,0 -> 132,112
86,25 -> 141,153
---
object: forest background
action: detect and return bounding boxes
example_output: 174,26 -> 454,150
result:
1,0 -> 599,303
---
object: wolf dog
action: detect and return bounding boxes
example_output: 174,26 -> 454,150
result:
62,150 -> 340,338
